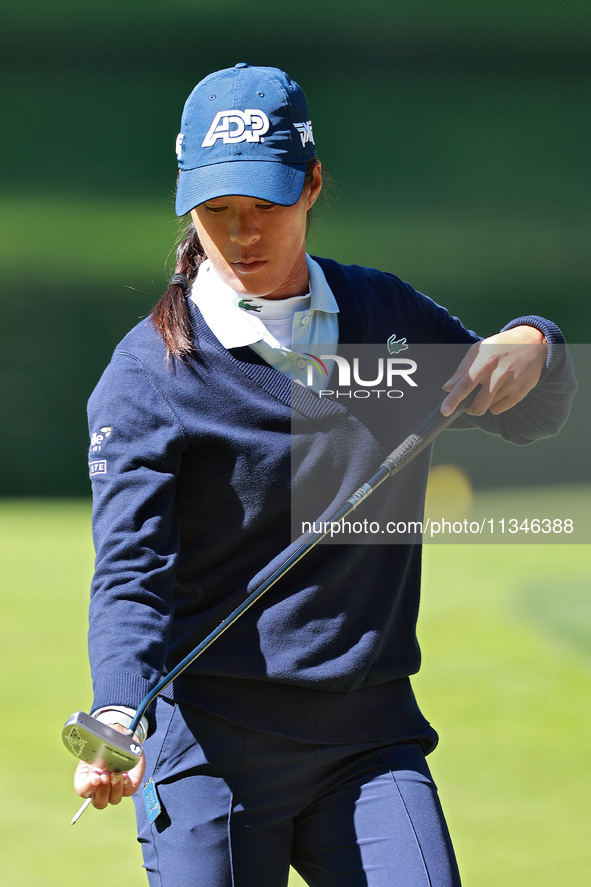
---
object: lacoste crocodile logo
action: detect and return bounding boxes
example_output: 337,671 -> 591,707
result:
238,299 -> 262,313
387,334 -> 408,354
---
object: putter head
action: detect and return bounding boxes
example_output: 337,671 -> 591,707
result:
62,712 -> 143,771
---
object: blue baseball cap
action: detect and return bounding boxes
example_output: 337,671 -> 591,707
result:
175,63 -> 316,216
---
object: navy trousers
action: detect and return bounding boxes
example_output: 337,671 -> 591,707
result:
133,697 -> 461,887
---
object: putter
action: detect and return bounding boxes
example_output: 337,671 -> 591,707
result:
64,389 -> 477,820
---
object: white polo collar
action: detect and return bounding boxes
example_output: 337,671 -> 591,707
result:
190,255 -> 338,350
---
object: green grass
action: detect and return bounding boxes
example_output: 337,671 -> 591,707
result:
416,542 -> 591,885
1,497 -> 589,886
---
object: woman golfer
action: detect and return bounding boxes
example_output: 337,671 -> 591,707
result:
73,64 -> 575,886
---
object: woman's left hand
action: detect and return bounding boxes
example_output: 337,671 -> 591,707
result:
440,325 -> 548,417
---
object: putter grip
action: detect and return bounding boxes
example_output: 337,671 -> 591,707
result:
381,389 -> 478,476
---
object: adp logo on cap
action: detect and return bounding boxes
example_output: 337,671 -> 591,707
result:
202,109 -> 270,147
174,64 -> 317,215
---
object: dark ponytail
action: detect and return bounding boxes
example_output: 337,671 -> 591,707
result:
151,222 -> 205,360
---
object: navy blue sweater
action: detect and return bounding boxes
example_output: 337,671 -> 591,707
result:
87,258 -> 575,748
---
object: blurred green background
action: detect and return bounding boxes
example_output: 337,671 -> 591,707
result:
1,0 -> 589,494
1,2 -> 590,886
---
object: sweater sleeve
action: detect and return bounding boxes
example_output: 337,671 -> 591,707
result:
320,261 -> 577,445
87,349 -> 187,717
449,314 -> 577,443
371,276 -> 577,443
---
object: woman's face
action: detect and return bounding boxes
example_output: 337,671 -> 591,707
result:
190,163 -> 322,300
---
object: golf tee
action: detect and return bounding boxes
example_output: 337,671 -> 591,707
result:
71,795 -> 93,825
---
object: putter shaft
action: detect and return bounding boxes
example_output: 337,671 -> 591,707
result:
68,388 -> 479,822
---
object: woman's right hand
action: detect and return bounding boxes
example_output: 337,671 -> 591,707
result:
73,724 -> 146,810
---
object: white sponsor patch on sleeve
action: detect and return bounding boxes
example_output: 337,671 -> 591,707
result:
90,426 -> 113,453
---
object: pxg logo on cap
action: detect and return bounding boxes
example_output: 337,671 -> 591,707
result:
175,63 -> 316,215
